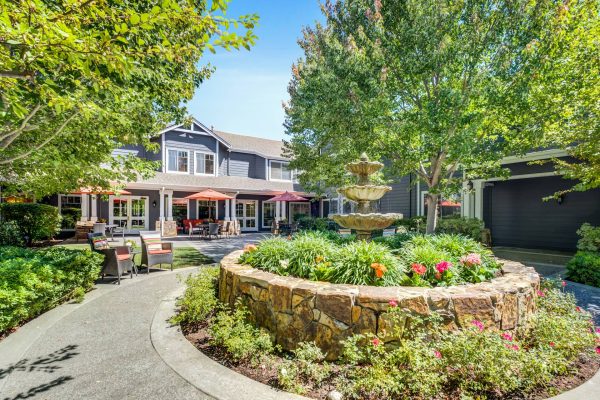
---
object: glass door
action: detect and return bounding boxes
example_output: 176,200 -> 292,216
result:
110,196 -> 149,233
235,200 -> 258,231
289,202 -> 310,222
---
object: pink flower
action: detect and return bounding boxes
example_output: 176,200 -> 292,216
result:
549,342 -> 555,347
460,253 -> 482,267
472,320 -> 484,332
596,347 -> 600,355
501,332 -> 513,341
435,261 -> 451,274
388,300 -> 398,308
595,327 -> 600,334
371,337 -> 381,347
511,344 -> 520,351
433,350 -> 442,359
536,290 -> 545,297
411,263 -> 427,276
562,280 -> 567,287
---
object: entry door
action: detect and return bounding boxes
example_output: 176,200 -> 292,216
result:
110,196 -> 149,233
235,200 -> 258,232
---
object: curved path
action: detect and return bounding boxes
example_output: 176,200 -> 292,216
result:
0,268 -> 213,400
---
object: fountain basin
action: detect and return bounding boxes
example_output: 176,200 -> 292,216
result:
346,160 -> 384,177
331,213 -> 403,231
338,185 -> 391,202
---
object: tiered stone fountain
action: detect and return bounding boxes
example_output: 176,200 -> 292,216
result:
330,153 -> 403,240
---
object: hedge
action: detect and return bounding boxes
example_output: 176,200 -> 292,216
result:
0,203 -> 61,244
0,246 -> 103,334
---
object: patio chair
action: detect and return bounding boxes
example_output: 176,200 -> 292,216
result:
207,223 -> 220,240
220,221 -> 231,238
87,233 -> 133,284
271,220 -> 279,235
188,221 -> 204,238
75,222 -> 92,242
139,231 -> 174,272
290,223 -> 299,235
233,220 -> 241,236
382,228 -> 395,237
338,228 -> 352,237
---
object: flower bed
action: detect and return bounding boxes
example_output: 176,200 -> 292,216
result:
179,268 -> 600,399
220,249 -> 539,359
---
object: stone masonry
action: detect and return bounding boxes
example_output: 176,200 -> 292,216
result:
219,250 -> 540,360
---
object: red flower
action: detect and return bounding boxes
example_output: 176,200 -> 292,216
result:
562,280 -> 567,287
536,290 -> 545,297
549,342 -> 556,347
435,261 -> 451,273
388,300 -> 398,308
511,344 -> 520,351
434,272 -> 442,280
501,332 -> 513,341
371,338 -> 381,347
471,320 -> 484,332
596,347 -> 600,355
576,306 -> 582,312
411,263 -> 427,276
433,350 -> 442,359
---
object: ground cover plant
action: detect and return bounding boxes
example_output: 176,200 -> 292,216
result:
239,231 -> 500,287
0,246 -> 102,335
177,270 -> 600,399
566,223 -> 600,287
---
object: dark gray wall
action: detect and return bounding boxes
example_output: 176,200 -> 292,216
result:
483,176 -> 600,251
229,152 -> 257,178
379,174 -> 418,218
505,156 -> 576,176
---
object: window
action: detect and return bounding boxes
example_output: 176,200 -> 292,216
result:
262,201 -> 276,228
270,161 -> 293,181
421,192 -> 462,217
59,195 -> 82,230
197,200 -> 217,220
167,149 -> 189,173
195,152 -> 215,175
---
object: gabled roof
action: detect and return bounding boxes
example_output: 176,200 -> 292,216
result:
213,130 -> 287,160
157,117 -> 231,148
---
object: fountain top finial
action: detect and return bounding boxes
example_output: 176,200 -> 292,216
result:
359,152 -> 369,162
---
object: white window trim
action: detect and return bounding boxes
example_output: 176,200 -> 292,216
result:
166,148 -> 190,174
289,202 -> 311,222
194,150 -> 216,176
262,201 -> 276,229
268,160 -> 294,182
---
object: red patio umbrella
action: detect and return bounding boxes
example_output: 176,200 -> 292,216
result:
266,191 -> 308,202
440,200 -> 461,207
184,189 -> 233,219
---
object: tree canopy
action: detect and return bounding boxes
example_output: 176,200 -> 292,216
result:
0,0 -> 257,197
284,0 -> 598,232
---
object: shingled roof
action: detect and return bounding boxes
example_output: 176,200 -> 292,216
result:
214,130 -> 287,160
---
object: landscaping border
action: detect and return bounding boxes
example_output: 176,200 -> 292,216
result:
219,250 -> 541,358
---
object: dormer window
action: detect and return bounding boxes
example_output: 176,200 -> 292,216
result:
270,160 -> 293,181
167,149 -> 189,173
195,152 -> 215,175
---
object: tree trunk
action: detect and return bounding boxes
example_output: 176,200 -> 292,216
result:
425,192 -> 439,234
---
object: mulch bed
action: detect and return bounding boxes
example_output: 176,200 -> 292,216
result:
183,322 -> 599,400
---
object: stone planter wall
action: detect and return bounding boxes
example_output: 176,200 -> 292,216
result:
219,250 -> 540,359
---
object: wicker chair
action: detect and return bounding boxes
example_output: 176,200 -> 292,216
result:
207,223 -> 220,240
139,231 -> 174,272
87,233 -> 133,284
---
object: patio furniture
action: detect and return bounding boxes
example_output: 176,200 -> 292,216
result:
207,223 -> 220,240
271,220 -> 279,235
87,233 -> 134,284
290,223 -> 299,235
338,228 -> 352,237
220,221 -> 231,238
382,228 -> 395,237
279,223 -> 291,235
188,221 -> 204,238
75,222 -> 93,242
139,231 -> 174,272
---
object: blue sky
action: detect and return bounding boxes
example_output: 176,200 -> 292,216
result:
187,1 -> 324,141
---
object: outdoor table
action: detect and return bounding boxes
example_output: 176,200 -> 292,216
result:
279,223 -> 291,235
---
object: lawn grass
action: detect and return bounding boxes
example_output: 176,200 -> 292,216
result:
55,243 -> 214,268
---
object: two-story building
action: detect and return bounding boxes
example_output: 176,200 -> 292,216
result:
53,118 -> 320,233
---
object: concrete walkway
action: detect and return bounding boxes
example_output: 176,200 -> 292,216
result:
0,234 -> 262,400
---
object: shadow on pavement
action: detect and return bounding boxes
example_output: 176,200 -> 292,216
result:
0,345 -> 78,400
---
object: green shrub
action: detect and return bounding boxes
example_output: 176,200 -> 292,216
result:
278,342 -> 331,394
331,241 -> 406,286
0,203 -> 61,244
296,216 -> 336,232
371,232 -> 414,249
0,220 -> 25,246
566,251 -> 600,287
394,216 -> 426,233
436,216 -> 484,241
170,267 -> 219,325
575,223 -> 600,252
238,237 -> 291,275
209,302 -> 274,363
287,232 -> 336,277
0,246 -> 102,333
60,207 -> 81,230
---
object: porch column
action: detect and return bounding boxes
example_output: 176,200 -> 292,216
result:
215,200 -> 219,220
166,190 -> 173,221
462,181 -> 471,218
275,201 -> 281,221
159,188 -> 165,221
280,201 -> 286,221
225,199 -> 230,220
319,199 -> 324,218
473,180 -> 484,220
231,197 -> 237,221
90,195 -> 98,222
80,194 -> 89,222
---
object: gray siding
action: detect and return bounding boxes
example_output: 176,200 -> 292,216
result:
483,176 -> 600,251
218,144 -> 228,176
505,156 -> 576,176
379,174 -> 417,218
229,152 -> 257,178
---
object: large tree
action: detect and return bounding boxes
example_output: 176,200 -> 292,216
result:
0,0 -> 257,197
284,0 -> 598,233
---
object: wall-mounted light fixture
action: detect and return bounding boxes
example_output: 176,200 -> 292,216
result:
557,194 -> 565,205
152,200 -> 157,208
466,180 -> 474,190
